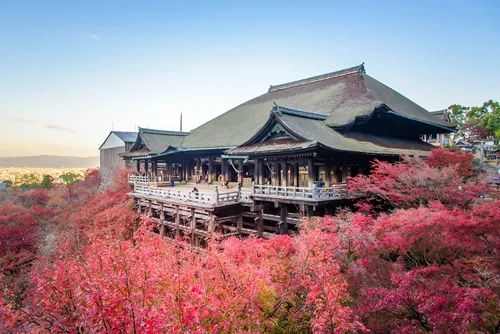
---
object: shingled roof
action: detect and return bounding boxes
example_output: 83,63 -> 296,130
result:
121,127 -> 189,158
181,63 -> 454,150
227,105 -> 434,157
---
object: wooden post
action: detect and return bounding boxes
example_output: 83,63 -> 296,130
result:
308,159 -> 315,188
294,163 -> 300,187
254,159 -> 260,185
237,213 -> 243,235
256,209 -> 264,237
326,163 -> 332,186
282,161 -> 288,186
279,203 -> 288,235
258,159 -> 264,185
147,200 -> 152,216
342,162 -> 348,182
214,185 -> 219,205
136,160 -> 141,173
190,208 -> 196,244
208,157 -> 213,184
175,206 -> 180,237
208,213 -> 215,234
137,201 -> 142,214
159,203 -> 166,236
145,160 -> 149,174
273,162 -> 279,186
237,159 -> 244,185
221,158 -> 227,182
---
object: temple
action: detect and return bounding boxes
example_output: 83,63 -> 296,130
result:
119,63 -> 455,244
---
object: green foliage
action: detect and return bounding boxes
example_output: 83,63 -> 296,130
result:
448,100 -> 500,140
13,173 -> 41,189
60,172 -> 82,185
40,175 -> 54,189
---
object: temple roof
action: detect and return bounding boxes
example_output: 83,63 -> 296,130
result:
181,63 -> 454,150
122,127 -> 189,158
227,105 -> 435,157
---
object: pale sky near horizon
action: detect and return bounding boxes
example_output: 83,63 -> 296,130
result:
1,0 -> 499,157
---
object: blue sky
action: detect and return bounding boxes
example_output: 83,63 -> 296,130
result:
1,0 -> 499,157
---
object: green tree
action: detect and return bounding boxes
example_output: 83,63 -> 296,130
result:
60,172 -> 82,185
13,173 -> 41,189
40,175 -> 55,189
447,100 -> 500,140
480,100 -> 500,139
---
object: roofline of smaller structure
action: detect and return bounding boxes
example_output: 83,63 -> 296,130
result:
268,63 -> 365,92
98,131 -> 136,150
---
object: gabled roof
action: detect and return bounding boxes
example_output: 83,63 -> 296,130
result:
98,131 -> 137,150
430,109 -> 451,123
181,63 -> 454,150
227,105 -> 435,157
114,131 -> 138,143
122,127 -> 190,158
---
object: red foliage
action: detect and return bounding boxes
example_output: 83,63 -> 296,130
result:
349,156 -> 490,212
425,148 -> 476,178
0,205 -> 37,257
15,188 -> 49,207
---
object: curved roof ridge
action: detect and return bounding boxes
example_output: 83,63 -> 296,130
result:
268,63 -> 365,92
273,103 -> 328,120
138,127 -> 190,136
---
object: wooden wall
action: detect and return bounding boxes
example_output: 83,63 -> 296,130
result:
100,143 -> 133,181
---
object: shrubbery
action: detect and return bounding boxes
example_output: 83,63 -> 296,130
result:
0,150 -> 498,333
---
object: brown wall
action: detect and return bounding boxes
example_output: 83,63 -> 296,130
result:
100,146 -> 127,181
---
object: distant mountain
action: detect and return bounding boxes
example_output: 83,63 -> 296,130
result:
0,155 -> 99,168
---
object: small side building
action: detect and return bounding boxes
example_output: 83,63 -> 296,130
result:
99,131 -> 138,183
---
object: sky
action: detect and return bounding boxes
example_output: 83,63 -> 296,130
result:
0,0 -> 499,157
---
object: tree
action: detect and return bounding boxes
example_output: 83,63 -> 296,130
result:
40,175 -> 54,189
13,173 -> 41,189
447,100 -> 500,141
60,172 -> 82,185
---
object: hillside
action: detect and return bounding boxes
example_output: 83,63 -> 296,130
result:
0,155 -> 99,168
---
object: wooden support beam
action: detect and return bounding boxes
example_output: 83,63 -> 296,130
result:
237,213 -> 243,235
294,162 -> 300,187
208,212 -> 215,234
208,157 -> 213,184
308,159 -> 315,188
175,206 -> 180,237
159,203 -> 166,236
282,161 -> 288,186
190,208 -> 196,244
279,204 -> 288,235
256,209 -> 264,237
136,160 -> 141,173
272,162 -> 279,186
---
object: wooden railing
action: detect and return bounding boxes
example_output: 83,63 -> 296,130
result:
252,184 -> 348,200
132,184 -> 242,206
128,174 -> 152,184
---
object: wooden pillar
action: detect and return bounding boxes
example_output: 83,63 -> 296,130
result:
221,159 -> 227,182
152,161 -> 158,178
254,159 -> 260,185
208,157 -> 213,184
256,209 -> 264,237
190,208 -> 196,245
237,213 -> 243,235
237,159 -> 244,184
279,204 -> 288,235
308,159 -> 315,188
159,203 -> 166,236
326,163 -> 332,186
272,162 -> 279,186
175,206 -> 180,237
144,160 -> 149,173
136,160 -> 140,173
186,160 -> 191,181
342,162 -> 348,182
282,161 -> 288,186
258,159 -> 264,185
294,163 -> 300,187
208,213 -> 215,234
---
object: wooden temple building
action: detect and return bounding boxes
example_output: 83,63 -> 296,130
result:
119,64 -> 455,244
